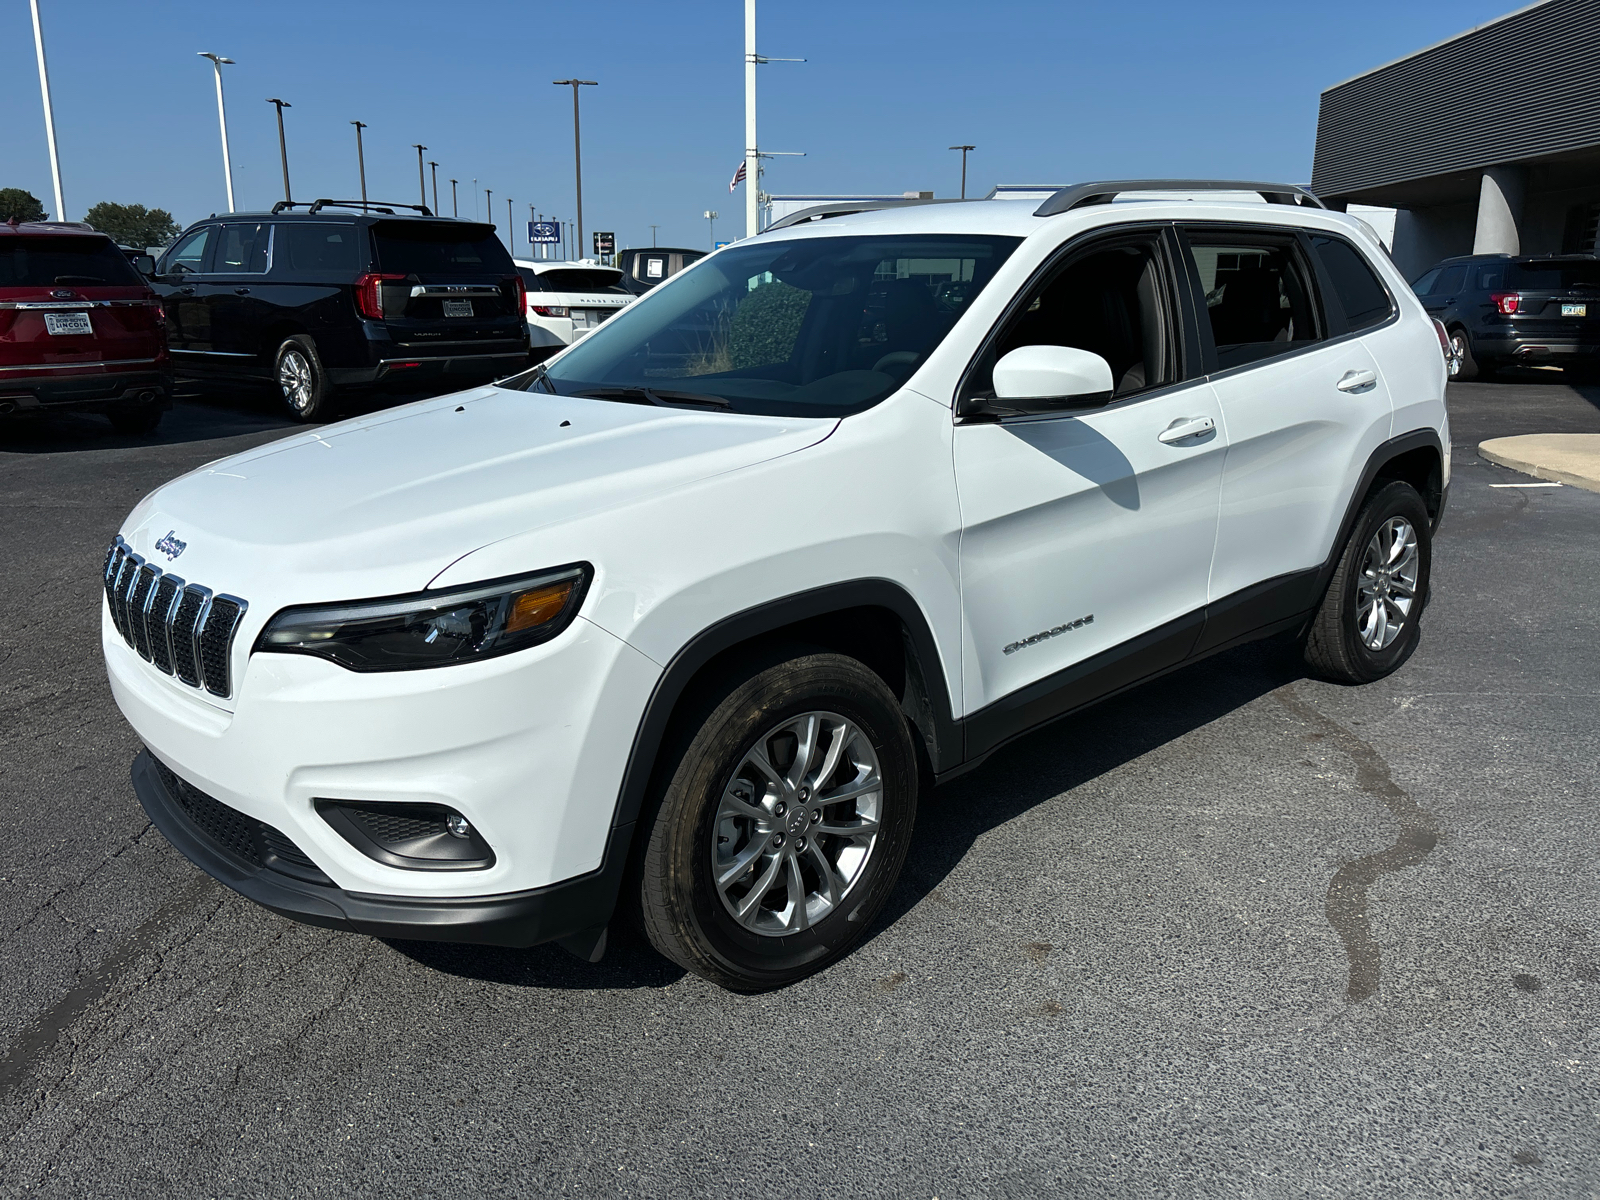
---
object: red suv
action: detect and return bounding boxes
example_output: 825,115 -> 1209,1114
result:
1,219 -> 171,434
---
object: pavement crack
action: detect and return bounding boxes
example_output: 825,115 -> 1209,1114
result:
0,875 -> 213,1106
1277,686 -> 1441,1003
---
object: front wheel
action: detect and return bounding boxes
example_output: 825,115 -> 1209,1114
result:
639,652 -> 919,991
1304,480 -> 1432,684
275,335 -> 333,422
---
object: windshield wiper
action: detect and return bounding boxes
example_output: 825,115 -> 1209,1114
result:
574,386 -> 729,410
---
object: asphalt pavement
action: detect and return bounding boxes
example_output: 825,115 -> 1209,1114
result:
2,371 -> 1598,1198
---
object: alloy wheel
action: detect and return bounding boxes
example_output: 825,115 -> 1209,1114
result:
1356,516 -> 1419,650
1447,333 -> 1466,378
712,711 -> 883,937
279,350 -> 313,413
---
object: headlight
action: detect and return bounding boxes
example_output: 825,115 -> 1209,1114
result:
255,564 -> 589,671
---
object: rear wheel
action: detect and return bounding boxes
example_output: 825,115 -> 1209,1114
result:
275,335 -> 333,422
1447,327 -> 1483,381
639,652 -> 918,991
1304,480 -> 1431,684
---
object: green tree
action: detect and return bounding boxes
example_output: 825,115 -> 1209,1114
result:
84,202 -> 180,249
0,188 -> 48,223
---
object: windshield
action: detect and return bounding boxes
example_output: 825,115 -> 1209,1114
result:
0,237 -> 143,287
1505,260 -> 1600,290
502,233 -> 1019,417
534,268 -> 626,293
372,222 -> 511,276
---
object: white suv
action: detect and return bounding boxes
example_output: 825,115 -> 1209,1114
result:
514,259 -> 633,358
103,180 -> 1449,990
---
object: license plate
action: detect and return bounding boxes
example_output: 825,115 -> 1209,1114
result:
1562,303 -> 1587,317
442,299 -> 473,318
44,312 -> 92,336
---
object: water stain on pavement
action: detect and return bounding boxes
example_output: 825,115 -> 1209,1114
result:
1277,687 -> 1442,1003
1022,942 -> 1052,963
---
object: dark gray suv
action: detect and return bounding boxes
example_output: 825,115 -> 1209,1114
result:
1411,253 -> 1600,380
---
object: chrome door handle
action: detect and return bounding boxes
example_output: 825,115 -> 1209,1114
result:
1336,368 -> 1378,393
1157,415 -> 1216,444
234,287 -> 251,295
179,287 -> 196,295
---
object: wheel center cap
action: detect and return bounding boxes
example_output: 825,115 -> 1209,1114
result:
785,807 -> 809,837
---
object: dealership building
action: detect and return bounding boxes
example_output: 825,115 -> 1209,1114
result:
1312,0 -> 1600,278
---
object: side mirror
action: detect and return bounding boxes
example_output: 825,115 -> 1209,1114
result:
990,345 -> 1114,414
133,254 -> 157,277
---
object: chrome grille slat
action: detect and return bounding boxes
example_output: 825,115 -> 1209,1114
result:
102,536 -> 248,699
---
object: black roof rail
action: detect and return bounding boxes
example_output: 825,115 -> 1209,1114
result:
1034,180 -> 1324,217
269,198 -> 434,217
763,197 -> 966,233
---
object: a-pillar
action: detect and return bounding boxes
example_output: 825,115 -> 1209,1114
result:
1472,165 -> 1526,255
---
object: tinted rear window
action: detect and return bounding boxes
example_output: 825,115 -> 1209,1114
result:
537,269 -> 627,293
0,237 -> 142,287
1310,235 -> 1392,331
1506,261 -> 1600,290
282,223 -> 361,272
372,222 -> 511,275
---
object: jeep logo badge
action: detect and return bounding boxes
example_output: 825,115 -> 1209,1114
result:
154,530 -> 187,561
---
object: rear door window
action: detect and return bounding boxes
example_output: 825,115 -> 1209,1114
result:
1309,235 -> 1393,331
372,222 -> 512,275
1435,265 -> 1467,297
280,223 -> 361,273
0,236 -> 143,286
162,226 -> 214,275
1183,231 -> 1322,370
214,222 -> 270,273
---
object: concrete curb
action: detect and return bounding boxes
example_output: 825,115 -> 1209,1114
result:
1478,434 -> 1600,493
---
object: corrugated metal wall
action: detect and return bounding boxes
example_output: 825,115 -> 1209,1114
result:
1312,0 -> 1600,199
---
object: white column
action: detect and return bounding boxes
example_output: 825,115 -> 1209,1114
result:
745,0 -> 758,238
29,0 -> 65,221
1472,165 -> 1525,256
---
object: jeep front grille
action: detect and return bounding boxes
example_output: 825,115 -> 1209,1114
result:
103,535 -> 248,699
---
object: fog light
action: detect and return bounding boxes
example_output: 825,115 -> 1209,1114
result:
446,813 -> 472,839
316,799 -> 494,871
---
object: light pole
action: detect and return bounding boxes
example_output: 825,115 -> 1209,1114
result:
485,188 -> 492,231
506,198 -> 514,252
705,210 -> 718,250
429,162 -> 439,215
551,79 -> 597,259
743,1 -> 804,238
267,99 -> 292,203
450,179 -> 458,217
412,144 -> 427,209
472,179 -> 478,219
28,0 -> 65,221
198,53 -> 236,212
649,224 -> 658,247
949,145 -> 975,200
350,121 -> 368,202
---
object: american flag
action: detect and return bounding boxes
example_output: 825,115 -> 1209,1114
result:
729,159 -> 747,193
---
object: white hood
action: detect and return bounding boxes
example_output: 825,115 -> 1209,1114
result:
122,386 -> 836,605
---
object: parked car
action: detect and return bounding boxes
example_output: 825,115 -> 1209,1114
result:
514,259 -> 634,360
1410,253 -> 1600,380
614,246 -> 706,295
152,201 -> 530,421
1,219 -> 170,434
103,180 -> 1450,990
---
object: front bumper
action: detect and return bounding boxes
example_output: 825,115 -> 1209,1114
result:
132,750 -> 630,950
0,364 -> 172,417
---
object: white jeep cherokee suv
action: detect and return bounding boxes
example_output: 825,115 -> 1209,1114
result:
103,180 -> 1449,990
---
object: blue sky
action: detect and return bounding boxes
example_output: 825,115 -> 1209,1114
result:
1,0 -> 1522,252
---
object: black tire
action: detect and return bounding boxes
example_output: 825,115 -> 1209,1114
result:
108,406 -> 162,436
1304,480 -> 1432,684
1447,327 -> 1482,382
274,335 -> 333,422
639,652 -> 918,991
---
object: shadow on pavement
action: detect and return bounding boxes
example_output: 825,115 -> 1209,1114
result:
389,637 -> 1310,992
